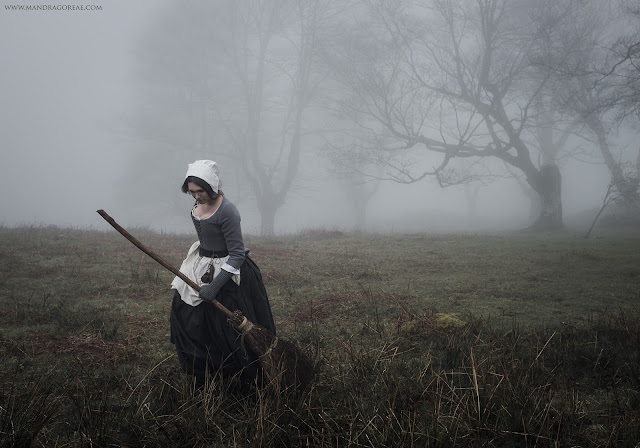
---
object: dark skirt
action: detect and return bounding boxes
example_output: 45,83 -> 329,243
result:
170,255 -> 276,385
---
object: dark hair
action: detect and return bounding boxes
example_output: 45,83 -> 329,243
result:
181,176 -> 223,198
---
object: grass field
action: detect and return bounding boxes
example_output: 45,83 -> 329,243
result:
1,224 -> 639,447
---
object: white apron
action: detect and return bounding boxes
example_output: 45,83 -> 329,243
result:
171,241 -> 240,307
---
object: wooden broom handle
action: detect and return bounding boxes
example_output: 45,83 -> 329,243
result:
97,209 -> 234,319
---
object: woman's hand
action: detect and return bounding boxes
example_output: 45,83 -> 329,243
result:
199,269 -> 233,301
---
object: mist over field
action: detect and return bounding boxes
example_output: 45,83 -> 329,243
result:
0,0 -> 636,235
0,1 -> 162,230
2,3 -> 640,445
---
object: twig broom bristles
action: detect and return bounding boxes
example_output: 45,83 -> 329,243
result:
97,209 -> 314,392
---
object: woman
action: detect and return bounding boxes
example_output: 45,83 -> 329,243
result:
170,159 -> 276,388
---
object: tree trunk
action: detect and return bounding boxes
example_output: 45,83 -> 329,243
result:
531,163 -> 563,230
587,115 -> 640,218
259,203 -> 278,236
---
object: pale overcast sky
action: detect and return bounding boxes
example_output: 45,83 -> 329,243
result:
0,1 -> 168,228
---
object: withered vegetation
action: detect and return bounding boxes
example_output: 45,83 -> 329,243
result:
1,224 -> 639,446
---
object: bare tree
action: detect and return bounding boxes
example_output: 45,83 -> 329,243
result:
547,0 -> 640,220
597,1 -> 640,217
209,0 -> 323,235
325,136 -> 382,230
126,0 -> 333,235
599,0 -> 640,124
585,181 -> 622,238
322,0 -> 594,230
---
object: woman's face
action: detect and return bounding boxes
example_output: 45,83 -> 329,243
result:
187,182 -> 214,205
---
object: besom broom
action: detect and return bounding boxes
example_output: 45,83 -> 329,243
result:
97,209 -> 314,392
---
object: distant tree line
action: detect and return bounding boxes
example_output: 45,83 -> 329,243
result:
125,0 -> 640,235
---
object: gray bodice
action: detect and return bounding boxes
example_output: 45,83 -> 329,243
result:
191,197 -> 246,270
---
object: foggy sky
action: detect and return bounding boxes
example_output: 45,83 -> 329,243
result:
0,1 -> 614,235
0,1 -> 166,230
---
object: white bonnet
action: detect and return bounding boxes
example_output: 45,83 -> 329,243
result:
185,160 -> 220,193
